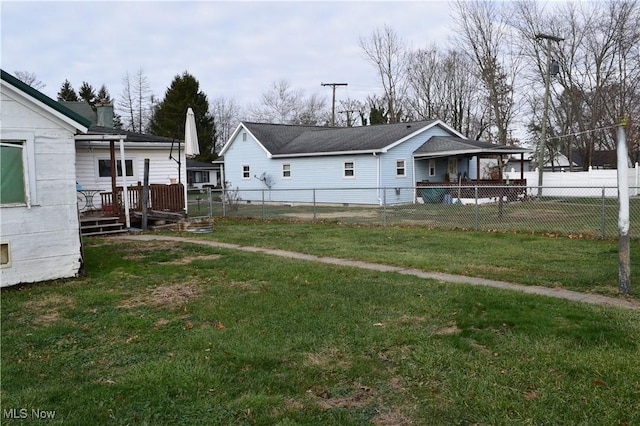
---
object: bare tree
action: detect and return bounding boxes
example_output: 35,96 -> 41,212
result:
453,0 -> 521,144
211,96 -> 242,151
359,25 -> 409,123
13,71 -> 45,90
248,80 -> 329,125
512,0 -> 640,168
337,98 -> 366,127
406,46 -> 490,139
118,68 -> 153,133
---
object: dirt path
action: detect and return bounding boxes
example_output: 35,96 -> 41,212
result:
117,234 -> 640,311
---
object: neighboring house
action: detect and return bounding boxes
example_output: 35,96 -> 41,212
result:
74,126 -> 187,210
64,103 -> 188,212
219,120 -> 530,205
187,159 -> 221,189
1,70 -> 90,287
572,150 -> 620,170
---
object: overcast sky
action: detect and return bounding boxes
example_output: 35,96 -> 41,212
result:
2,1 -> 457,114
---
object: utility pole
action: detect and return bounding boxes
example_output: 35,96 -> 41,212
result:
535,33 -> 564,196
321,82 -> 348,126
339,109 -> 357,127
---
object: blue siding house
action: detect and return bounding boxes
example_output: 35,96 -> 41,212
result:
219,120 -> 529,205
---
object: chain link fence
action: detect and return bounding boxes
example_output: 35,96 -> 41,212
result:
187,185 -> 640,239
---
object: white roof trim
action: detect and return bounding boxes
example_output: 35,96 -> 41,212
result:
272,149 -> 381,158
219,122 -> 273,158
381,120 -> 464,153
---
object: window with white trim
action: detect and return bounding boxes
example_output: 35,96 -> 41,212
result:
98,159 -> 134,178
242,165 -> 250,179
343,161 -> 355,178
0,142 -> 26,204
282,164 -> 291,178
429,159 -> 436,177
396,159 -> 406,177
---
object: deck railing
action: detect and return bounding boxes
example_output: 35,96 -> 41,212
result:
417,179 -> 527,201
100,183 -> 185,216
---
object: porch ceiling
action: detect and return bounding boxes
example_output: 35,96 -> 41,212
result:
413,136 -> 531,159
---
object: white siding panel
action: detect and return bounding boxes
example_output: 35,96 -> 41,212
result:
1,84 -> 82,287
75,147 -> 182,190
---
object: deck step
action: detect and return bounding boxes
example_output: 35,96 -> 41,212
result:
80,216 -> 127,236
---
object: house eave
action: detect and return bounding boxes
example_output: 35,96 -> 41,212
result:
272,149 -> 380,159
75,139 -> 176,150
413,147 -> 531,159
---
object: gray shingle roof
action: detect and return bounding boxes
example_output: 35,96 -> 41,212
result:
414,136 -> 530,157
243,120 -> 438,156
87,126 -> 176,143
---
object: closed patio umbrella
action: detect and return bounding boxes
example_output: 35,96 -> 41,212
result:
184,107 -> 199,158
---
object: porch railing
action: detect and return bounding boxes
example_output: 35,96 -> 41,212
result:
100,183 -> 185,216
417,179 -> 527,201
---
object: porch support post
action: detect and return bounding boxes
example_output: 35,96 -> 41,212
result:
476,155 -> 481,181
520,153 -> 524,180
109,141 -> 117,214
119,137 -> 130,228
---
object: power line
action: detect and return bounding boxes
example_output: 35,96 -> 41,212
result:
546,124 -> 620,142
321,82 -> 348,126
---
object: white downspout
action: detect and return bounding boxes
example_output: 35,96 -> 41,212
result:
374,152 -> 382,205
119,137 -> 130,228
412,156 -> 417,203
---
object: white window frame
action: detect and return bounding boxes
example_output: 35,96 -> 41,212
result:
242,164 -> 251,179
396,159 -> 406,177
0,133 -> 36,207
96,158 -> 135,179
429,159 -> 436,177
343,161 -> 355,179
282,163 -> 291,179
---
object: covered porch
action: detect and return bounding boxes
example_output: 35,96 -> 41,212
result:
413,136 -> 532,203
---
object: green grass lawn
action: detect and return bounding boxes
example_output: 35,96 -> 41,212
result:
182,218 -> 640,299
191,195 -> 640,239
2,224 -> 639,425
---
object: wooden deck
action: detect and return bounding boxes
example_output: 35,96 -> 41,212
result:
100,183 -> 186,218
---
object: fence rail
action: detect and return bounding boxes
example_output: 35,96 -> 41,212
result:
187,185 -> 640,239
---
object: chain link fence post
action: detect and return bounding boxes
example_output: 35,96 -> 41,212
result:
382,187 -> 387,227
474,185 -> 479,231
601,187 -> 606,239
221,186 -> 226,217
313,189 -> 317,221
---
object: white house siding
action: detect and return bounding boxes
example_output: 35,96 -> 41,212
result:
1,90 -> 83,287
75,145 -> 186,209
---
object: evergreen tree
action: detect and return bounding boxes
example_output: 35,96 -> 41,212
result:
79,82 -> 96,104
148,71 -> 217,162
57,79 -> 78,101
96,84 -> 112,104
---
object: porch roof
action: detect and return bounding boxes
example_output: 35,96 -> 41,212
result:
413,136 -> 531,159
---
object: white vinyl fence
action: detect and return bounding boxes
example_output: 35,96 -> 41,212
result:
506,164 -> 640,197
